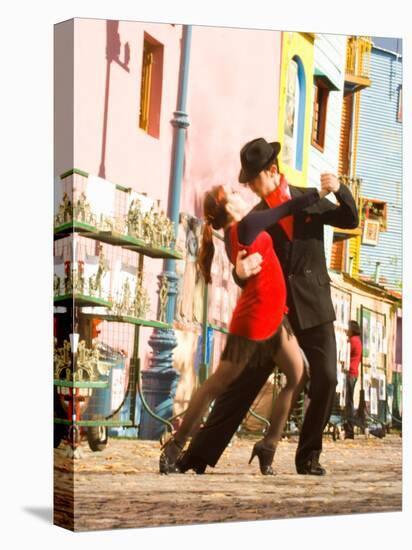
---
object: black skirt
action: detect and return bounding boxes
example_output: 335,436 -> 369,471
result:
220,315 -> 294,369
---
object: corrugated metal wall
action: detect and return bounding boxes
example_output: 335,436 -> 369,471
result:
338,94 -> 353,176
356,47 -> 402,290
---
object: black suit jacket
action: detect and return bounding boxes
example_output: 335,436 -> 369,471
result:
235,183 -> 359,331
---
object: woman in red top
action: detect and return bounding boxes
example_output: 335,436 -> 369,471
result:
344,320 -> 362,439
160,183 -> 328,475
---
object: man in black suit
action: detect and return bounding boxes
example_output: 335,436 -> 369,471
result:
177,138 -> 359,475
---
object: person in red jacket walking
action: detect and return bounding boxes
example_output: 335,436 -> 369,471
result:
159,180 -> 331,475
344,320 -> 362,439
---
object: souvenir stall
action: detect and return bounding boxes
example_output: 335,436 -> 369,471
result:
53,169 -> 182,456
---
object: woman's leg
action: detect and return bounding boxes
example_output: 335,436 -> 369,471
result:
263,327 -> 306,448
163,359 -> 244,464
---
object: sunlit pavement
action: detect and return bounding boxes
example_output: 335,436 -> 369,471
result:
54,433 -> 402,531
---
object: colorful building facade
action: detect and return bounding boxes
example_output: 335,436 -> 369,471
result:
54,21 -> 402,441
356,44 -> 403,291
327,37 -> 402,427
330,36 -> 372,276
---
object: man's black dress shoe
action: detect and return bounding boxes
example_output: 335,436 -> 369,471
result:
369,427 -> 385,439
175,452 -> 207,475
296,452 -> 326,476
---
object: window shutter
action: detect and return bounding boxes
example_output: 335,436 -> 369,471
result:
139,47 -> 154,131
312,85 -> 319,143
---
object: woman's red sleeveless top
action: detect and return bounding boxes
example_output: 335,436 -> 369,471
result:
228,223 -> 288,341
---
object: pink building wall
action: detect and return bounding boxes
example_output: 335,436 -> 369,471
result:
72,18 -> 182,207
69,20 -> 282,216
183,26 -> 282,214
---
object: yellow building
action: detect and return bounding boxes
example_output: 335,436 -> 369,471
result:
278,32 -> 315,187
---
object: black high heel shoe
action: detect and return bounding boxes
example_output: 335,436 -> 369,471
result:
159,434 -> 184,475
248,440 -> 276,475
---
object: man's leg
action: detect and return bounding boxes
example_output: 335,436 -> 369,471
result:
179,356 -> 275,468
294,322 -> 337,469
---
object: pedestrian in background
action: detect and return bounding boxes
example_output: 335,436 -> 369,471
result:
344,320 -> 362,439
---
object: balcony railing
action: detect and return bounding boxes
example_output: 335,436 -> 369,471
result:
339,175 -> 361,210
346,36 -> 372,78
345,36 -> 372,94
335,175 -> 363,236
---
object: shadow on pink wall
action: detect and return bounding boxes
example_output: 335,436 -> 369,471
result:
99,20 -> 130,178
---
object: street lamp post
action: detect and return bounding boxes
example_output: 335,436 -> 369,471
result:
139,25 -> 192,440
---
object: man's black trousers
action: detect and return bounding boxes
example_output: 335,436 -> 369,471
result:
183,321 -> 337,468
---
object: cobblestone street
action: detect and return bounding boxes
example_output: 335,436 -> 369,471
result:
53,433 -> 402,531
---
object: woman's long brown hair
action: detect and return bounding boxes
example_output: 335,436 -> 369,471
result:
198,185 -> 229,285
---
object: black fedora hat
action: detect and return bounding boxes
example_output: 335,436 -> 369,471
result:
238,138 -> 281,184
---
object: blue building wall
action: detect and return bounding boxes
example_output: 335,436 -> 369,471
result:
356,46 -> 402,291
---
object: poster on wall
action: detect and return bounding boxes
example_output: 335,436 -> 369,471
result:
370,354 -> 378,378
362,308 -> 370,358
382,334 -> 388,354
331,286 -> 352,371
361,307 -> 386,368
180,218 -> 200,322
370,387 -> 378,415
386,384 -> 394,414
377,320 -> 383,353
363,373 -> 371,402
175,215 -> 204,324
379,373 -> 386,400
362,219 -> 380,245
